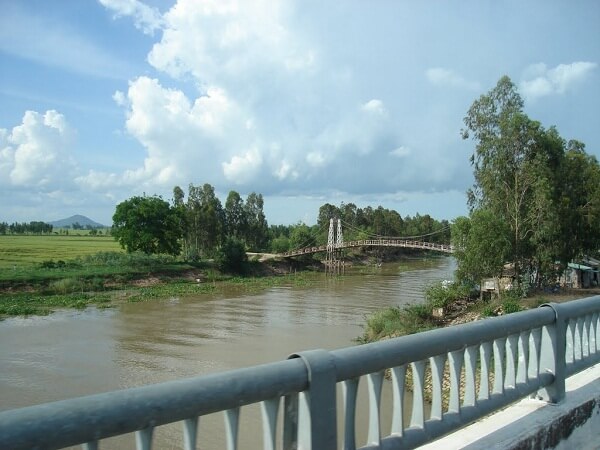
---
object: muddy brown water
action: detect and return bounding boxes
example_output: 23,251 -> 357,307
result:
0,257 -> 455,449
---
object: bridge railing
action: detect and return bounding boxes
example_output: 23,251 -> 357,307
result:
1,296 -> 599,450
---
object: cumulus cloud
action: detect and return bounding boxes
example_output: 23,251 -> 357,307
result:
98,0 -> 163,35
0,110 -> 77,189
89,0 -> 468,199
425,68 -> 480,90
520,62 -> 597,100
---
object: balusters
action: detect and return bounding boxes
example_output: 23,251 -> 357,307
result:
516,331 -> 529,385
591,312 -> 599,354
409,361 -> 426,428
342,378 -> 359,450
366,371 -> 385,446
135,427 -> 154,450
463,346 -> 478,407
261,398 -> 280,450
583,314 -> 592,358
528,328 -> 542,382
429,356 -> 445,420
478,342 -> 492,401
224,408 -> 240,450
447,350 -> 463,413
574,317 -> 584,362
566,319 -> 575,365
505,334 -> 518,389
390,366 -> 407,435
182,417 -> 198,450
492,338 -> 506,395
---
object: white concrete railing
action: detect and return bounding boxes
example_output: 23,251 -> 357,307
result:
0,296 -> 599,449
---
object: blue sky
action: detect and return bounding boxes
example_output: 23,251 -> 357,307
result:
1,0 -> 599,226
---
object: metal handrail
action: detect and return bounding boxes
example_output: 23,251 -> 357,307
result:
1,296 -> 599,450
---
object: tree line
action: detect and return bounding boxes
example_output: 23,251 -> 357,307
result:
112,183 -> 269,259
0,221 -> 53,235
112,184 -> 451,260
454,76 -> 600,289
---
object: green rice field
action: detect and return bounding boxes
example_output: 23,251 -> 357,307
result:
0,235 -> 122,269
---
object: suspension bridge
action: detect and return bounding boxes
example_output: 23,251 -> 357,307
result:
281,218 -> 454,258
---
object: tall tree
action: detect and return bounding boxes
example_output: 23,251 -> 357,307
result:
225,190 -> 247,240
244,192 -> 268,251
462,76 -> 546,281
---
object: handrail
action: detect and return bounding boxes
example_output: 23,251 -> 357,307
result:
1,296 -> 599,450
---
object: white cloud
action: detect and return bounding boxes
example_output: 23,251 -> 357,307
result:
147,0 -> 313,82
98,0 -> 164,35
390,146 -> 411,158
222,148 -> 263,184
425,68 -> 480,90
112,90 -> 127,106
85,0 -> 472,200
520,62 -> 597,100
362,99 -> 386,116
0,110 -> 77,189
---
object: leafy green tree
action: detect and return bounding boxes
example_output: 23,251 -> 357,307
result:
451,211 -> 511,285
215,237 -> 248,274
289,223 -> 317,249
112,196 -> 183,255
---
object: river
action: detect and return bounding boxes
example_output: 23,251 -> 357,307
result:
0,256 -> 455,448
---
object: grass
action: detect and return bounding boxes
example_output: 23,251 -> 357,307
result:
0,235 -> 122,269
0,234 -> 320,318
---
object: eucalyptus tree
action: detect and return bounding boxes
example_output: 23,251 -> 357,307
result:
244,192 -> 268,251
460,75 -> 600,288
185,183 -> 225,258
224,190 -> 247,240
462,76 -> 550,281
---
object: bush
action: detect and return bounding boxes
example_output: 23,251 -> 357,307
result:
424,281 -> 471,308
49,278 -> 81,294
215,238 -> 248,274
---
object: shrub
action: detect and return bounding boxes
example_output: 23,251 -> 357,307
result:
215,238 -> 248,274
424,281 -> 471,308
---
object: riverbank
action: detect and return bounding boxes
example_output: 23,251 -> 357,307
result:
358,285 -> 600,343
0,252 -> 321,318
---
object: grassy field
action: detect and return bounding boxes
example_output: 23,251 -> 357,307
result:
0,235 -> 122,269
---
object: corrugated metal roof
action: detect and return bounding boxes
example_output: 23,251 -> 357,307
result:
568,262 -> 593,271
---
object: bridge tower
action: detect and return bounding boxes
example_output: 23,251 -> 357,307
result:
326,218 -> 344,275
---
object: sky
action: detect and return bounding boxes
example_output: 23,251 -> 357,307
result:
1,0 -> 599,226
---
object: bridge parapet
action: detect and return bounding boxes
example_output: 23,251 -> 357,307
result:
1,296 -> 599,449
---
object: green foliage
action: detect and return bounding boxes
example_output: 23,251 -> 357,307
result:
358,303 -> 437,343
270,236 -> 291,253
215,237 -> 248,274
460,76 -> 600,288
424,282 -> 471,308
112,196 -> 183,256
452,210 -> 511,284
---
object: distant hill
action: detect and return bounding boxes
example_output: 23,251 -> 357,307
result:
48,215 -> 105,228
